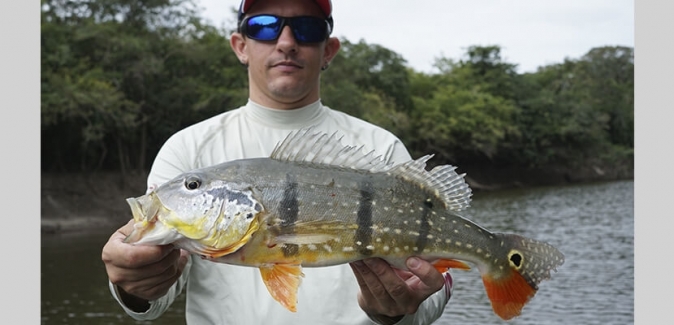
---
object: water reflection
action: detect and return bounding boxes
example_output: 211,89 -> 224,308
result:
41,181 -> 633,324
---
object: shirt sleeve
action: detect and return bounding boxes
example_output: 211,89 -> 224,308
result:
108,256 -> 193,321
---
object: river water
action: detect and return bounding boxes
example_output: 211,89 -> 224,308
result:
41,180 -> 634,324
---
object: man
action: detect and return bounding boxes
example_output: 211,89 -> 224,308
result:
101,0 -> 454,324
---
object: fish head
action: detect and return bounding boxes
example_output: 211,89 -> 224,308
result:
124,171 -> 263,258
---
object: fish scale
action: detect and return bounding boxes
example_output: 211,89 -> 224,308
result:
124,128 -> 564,321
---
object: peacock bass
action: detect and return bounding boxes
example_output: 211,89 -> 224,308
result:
124,128 -> 565,320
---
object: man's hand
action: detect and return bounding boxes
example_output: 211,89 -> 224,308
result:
349,257 -> 445,324
101,219 -> 189,311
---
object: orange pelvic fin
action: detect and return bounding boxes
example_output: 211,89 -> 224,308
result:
259,264 -> 305,312
482,269 -> 537,320
432,259 -> 471,273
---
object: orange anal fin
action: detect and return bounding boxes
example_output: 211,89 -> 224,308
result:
259,264 -> 304,312
432,259 -> 471,273
482,270 -> 537,320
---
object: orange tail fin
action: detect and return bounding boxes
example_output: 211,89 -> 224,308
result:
482,269 -> 536,320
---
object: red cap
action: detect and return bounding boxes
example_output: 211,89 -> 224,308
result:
238,0 -> 333,21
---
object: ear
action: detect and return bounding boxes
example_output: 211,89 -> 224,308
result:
322,37 -> 341,66
230,32 -> 249,65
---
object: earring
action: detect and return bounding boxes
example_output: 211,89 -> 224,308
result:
321,63 -> 330,71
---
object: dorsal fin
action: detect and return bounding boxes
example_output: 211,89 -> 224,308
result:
271,127 -> 394,173
271,128 -> 472,211
389,155 -> 472,211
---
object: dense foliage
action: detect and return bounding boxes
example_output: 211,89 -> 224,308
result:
41,0 -> 633,181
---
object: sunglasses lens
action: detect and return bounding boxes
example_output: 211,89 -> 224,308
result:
291,17 -> 328,43
245,15 -> 282,41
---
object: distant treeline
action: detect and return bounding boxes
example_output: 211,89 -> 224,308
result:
41,0 -> 633,178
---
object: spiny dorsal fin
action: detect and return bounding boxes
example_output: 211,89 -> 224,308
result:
271,128 -> 472,211
270,127 -> 394,173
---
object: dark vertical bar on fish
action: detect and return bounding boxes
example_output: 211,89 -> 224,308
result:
415,199 -> 433,253
356,180 -> 374,256
280,175 -> 299,257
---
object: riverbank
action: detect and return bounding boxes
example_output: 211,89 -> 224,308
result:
41,160 -> 633,235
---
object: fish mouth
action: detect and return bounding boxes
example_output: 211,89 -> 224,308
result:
123,194 -> 175,245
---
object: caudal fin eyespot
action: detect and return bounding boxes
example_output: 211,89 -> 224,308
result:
508,250 -> 523,269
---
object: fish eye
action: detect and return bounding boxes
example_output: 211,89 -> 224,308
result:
185,176 -> 202,190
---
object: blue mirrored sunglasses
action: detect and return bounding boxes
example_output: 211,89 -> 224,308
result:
240,14 -> 331,43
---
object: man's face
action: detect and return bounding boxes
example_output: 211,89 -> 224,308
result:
232,0 -> 339,108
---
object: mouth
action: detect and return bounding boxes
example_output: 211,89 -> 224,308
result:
123,195 -> 162,244
271,60 -> 303,69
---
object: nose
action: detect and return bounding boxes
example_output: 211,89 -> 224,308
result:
275,25 -> 298,53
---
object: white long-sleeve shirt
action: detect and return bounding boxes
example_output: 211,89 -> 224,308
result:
109,99 -> 451,324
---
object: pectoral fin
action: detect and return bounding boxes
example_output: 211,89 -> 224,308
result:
259,264 -> 304,312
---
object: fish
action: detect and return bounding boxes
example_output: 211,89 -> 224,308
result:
123,128 -> 565,320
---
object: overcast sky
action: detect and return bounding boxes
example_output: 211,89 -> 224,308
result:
195,0 -> 634,74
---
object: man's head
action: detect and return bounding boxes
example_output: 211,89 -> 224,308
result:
230,0 -> 341,110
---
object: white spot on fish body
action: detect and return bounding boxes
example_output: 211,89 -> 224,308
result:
415,220 -> 421,225
466,244 -> 473,249
409,231 -> 420,236
356,241 -> 362,246
343,247 -> 354,252
383,227 -> 390,232
375,238 -> 382,243
323,245 -> 332,253
366,245 -> 375,251
394,247 -> 401,253
455,242 -> 462,247
404,246 -> 409,251
397,209 -> 404,214
394,229 -> 402,234
307,244 -> 317,251
383,245 -> 390,252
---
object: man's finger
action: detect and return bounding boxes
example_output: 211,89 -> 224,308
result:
405,257 -> 445,292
